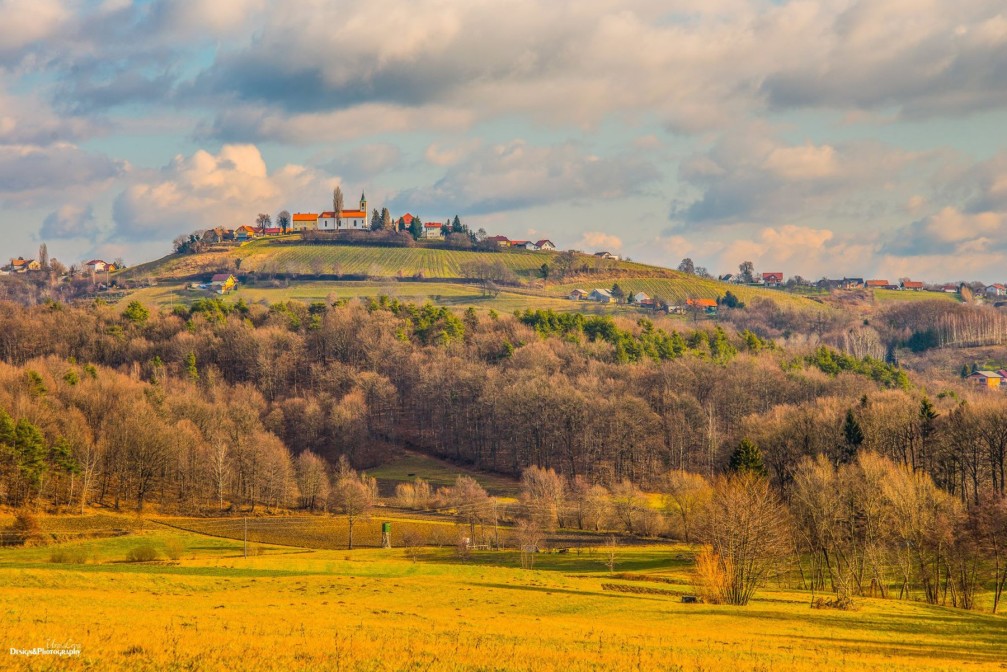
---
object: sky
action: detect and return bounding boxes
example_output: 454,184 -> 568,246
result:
3,0 -> 1007,282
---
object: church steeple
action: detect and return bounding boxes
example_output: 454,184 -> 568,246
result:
360,191 -> 367,212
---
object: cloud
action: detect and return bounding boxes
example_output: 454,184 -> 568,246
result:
673,128 -> 925,226
322,144 -> 402,180
111,144 -> 333,241
575,231 -> 623,252
390,140 -> 661,215
0,142 -> 125,206
40,204 -> 100,239
0,0 -> 69,65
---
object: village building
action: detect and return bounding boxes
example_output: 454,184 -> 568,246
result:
841,278 -> 864,289
568,289 -> 589,300
85,259 -> 107,273
631,291 -> 651,303
901,280 -> 924,291
761,272 -> 784,287
291,213 -> 318,231
967,370 -> 1003,389
985,284 -> 1006,297
235,226 -> 257,241
421,221 -> 445,239
535,240 -> 556,251
588,288 -> 614,303
210,274 -> 237,294
486,235 -> 511,247
319,194 -> 369,231
594,251 -> 618,260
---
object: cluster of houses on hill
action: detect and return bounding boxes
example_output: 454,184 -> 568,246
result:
715,271 -> 1002,294
484,236 -> 556,250
1,257 -> 121,276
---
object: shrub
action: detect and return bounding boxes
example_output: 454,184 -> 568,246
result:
693,545 -> 729,604
126,544 -> 159,562
163,538 -> 184,561
49,547 -> 88,564
10,511 -> 41,546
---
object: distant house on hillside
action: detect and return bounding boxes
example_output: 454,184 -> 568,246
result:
687,298 -> 717,309
319,194 -> 369,231
486,235 -> 510,247
631,292 -> 651,304
761,272 -> 784,287
235,226 -> 257,242
85,259 -> 107,273
422,221 -> 445,239
512,240 -> 539,250
986,284 -> 1007,297
291,213 -> 318,231
535,240 -> 556,251
901,280 -> 924,291
967,370 -> 1003,389
588,288 -> 614,303
841,278 -> 864,289
210,274 -> 237,294
865,279 -> 889,289
594,251 -> 618,260
568,289 -> 589,300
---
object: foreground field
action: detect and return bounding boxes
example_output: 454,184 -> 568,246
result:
1,520 -> 1005,671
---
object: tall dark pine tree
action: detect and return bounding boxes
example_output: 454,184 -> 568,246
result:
729,438 -> 767,477
370,209 -> 381,231
840,409 -> 864,464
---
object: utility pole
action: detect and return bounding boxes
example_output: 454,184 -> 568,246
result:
244,517 -> 248,558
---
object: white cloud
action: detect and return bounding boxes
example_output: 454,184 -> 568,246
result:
112,144 -> 333,241
576,231 -> 623,252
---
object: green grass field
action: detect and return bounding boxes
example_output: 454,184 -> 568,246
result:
873,289 -> 962,304
1,516 -> 1005,671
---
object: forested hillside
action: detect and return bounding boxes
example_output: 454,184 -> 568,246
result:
0,294 -> 1003,511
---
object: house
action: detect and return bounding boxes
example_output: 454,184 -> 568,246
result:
235,226 -> 257,241
967,370 -> 1003,389
761,272 -> 784,287
263,227 -> 283,236
210,274 -> 237,294
535,240 -> 556,251
9,257 -> 41,273
588,288 -> 614,303
202,227 -> 229,243
568,289 -> 589,300
719,273 -> 736,283
594,251 -> 618,260
865,280 -> 889,289
841,278 -> 864,289
686,298 -> 718,309
901,280 -> 924,291
986,284 -> 1007,297
291,213 -> 318,231
422,221 -> 445,239
511,240 -> 539,250
85,259 -> 107,273
631,291 -> 651,303
486,235 -> 511,247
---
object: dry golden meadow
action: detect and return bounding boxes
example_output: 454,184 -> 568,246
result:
1,515 -> 1005,671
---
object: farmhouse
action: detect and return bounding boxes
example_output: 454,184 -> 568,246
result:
841,278 -> 864,289
901,280 -> 924,291
985,284 -> 1006,297
210,274 -> 237,294
486,235 -> 511,247
588,288 -> 614,303
535,240 -> 556,251
235,226 -> 257,241
866,279 -> 889,289
631,292 -> 651,303
511,240 -> 538,250
761,272 -> 783,287
967,370 -> 1003,389
568,289 -> 589,300
594,251 -> 618,260
85,259 -> 107,273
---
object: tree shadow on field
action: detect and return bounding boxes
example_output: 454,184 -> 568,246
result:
468,582 -> 660,602
408,549 -> 677,575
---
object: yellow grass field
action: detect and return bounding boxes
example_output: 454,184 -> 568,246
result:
1,516 -> 1005,671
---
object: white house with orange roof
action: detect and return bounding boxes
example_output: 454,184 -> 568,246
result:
319,193 -> 369,230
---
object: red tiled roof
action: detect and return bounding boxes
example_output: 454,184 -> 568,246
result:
320,211 -> 336,218
535,240 -> 554,246
865,280 -> 889,287
340,210 -> 367,218
902,281 -> 924,288
425,221 -> 444,228
292,213 -> 317,221
687,298 -> 718,308
400,213 -> 414,224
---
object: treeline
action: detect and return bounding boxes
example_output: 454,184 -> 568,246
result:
0,296 -> 1003,504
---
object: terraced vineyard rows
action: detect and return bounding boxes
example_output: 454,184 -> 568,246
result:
237,244 -> 556,278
